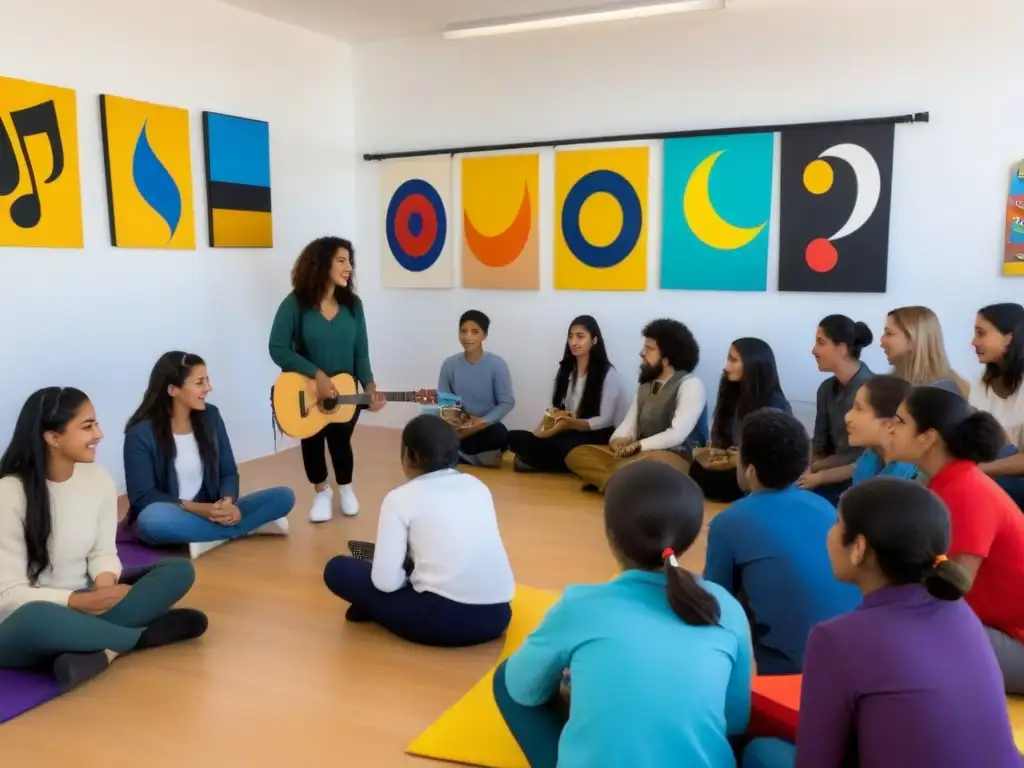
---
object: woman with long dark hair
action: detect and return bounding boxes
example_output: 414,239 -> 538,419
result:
971,303 -> 1024,510
124,352 -> 295,559
744,478 -> 1019,768
691,338 -> 791,501
0,388 -> 206,690
269,236 -> 385,523
888,386 -> 1024,694
493,461 -> 751,768
506,316 -> 624,473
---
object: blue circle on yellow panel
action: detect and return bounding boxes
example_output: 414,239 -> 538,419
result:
562,170 -> 642,269
386,178 -> 447,273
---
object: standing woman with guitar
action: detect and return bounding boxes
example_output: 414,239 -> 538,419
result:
269,237 -> 385,523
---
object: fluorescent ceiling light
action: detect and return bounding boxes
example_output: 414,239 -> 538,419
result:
443,0 -> 724,40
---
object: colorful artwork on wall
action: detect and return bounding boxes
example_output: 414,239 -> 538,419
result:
777,123 -> 894,293
0,75 -> 83,248
202,112 -> 272,248
661,133 -> 774,291
1004,161 -> 1024,276
99,94 -> 195,249
461,153 -> 539,290
380,156 -> 454,288
554,146 -> 648,291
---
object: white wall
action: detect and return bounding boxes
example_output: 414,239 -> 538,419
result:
352,0 -> 1024,432
0,0 -> 355,486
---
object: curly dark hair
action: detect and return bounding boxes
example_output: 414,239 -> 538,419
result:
291,236 -> 358,310
642,318 -> 700,374
739,408 -> 810,490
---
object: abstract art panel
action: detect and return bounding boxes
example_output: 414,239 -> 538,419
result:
380,156 -> 454,289
554,146 -> 648,291
778,123 -> 894,293
0,75 -> 83,248
202,112 -> 272,247
461,153 -> 539,290
1004,162 -> 1024,277
661,133 -> 774,291
100,94 -> 195,249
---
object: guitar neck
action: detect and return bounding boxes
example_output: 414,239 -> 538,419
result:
333,391 -> 422,405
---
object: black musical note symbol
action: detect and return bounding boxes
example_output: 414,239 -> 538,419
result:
0,100 -> 65,229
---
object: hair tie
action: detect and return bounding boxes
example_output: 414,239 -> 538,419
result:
662,548 -> 679,568
933,554 -> 949,568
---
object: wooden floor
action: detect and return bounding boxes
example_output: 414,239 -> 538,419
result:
1,428 -> 721,767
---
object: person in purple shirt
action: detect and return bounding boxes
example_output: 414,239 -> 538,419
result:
742,476 -> 1021,768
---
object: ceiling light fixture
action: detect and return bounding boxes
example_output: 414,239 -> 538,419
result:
443,0 -> 724,40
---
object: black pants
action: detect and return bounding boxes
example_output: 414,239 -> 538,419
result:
507,427 -> 614,473
460,423 -> 509,456
300,414 -> 359,486
689,462 -> 744,503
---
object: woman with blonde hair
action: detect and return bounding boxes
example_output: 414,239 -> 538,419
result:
880,306 -> 969,396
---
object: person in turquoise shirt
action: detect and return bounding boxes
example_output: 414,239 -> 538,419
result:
844,375 -> 921,484
493,461 -> 752,768
705,408 -> 861,674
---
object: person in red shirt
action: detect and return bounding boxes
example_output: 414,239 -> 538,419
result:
888,385 -> 1024,694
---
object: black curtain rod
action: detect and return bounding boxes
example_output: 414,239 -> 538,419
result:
363,111 -> 929,161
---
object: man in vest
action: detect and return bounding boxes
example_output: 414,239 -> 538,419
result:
565,318 -> 708,493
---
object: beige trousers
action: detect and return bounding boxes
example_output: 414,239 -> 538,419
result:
564,445 -> 692,493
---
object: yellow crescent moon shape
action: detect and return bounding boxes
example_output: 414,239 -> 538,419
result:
683,150 -> 766,250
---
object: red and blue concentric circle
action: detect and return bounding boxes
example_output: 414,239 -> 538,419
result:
561,169 -> 642,269
386,178 -> 447,273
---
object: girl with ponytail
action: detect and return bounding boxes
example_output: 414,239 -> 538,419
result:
744,477 -> 1019,768
887,386 -> 1024,694
493,461 -> 751,768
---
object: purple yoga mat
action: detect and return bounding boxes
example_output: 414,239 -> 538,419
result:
0,535 -> 166,725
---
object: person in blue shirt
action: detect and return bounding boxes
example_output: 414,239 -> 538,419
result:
438,310 -> 515,468
704,408 -> 861,675
844,375 -> 921,484
493,461 -> 752,768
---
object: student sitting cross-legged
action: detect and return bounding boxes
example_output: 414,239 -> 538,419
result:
743,478 -> 1021,768
493,461 -> 752,768
323,414 -> 514,647
124,352 -> 295,560
565,318 -> 707,494
704,408 -> 860,675
844,374 -> 921,484
0,388 -> 206,690
506,315 -> 625,474
438,310 -> 515,468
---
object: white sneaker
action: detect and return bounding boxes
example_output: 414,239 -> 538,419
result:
188,540 -> 226,559
309,487 -> 334,523
339,484 -> 359,517
252,517 -> 290,536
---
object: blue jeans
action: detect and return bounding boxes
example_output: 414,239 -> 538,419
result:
135,487 -> 295,545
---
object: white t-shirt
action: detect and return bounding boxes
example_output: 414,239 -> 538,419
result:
969,375 -> 1024,449
371,469 -> 515,605
0,463 -> 122,622
174,433 -> 204,501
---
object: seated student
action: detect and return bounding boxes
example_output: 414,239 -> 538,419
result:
0,387 -> 206,690
323,414 -> 514,647
888,386 -> 1024,694
494,461 -> 751,768
971,303 -> 1024,510
565,319 -> 707,494
881,305 -> 970,396
506,315 -> 624,473
843,374 -> 921,484
704,409 -> 860,675
744,478 -> 1020,768
799,315 -> 874,504
438,310 -> 515,468
691,337 -> 791,502
124,352 -> 295,559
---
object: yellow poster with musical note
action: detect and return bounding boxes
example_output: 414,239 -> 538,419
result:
0,76 -> 83,248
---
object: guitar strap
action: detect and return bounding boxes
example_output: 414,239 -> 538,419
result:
270,299 -> 308,452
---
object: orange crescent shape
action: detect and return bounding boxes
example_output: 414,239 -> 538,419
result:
463,185 -> 532,268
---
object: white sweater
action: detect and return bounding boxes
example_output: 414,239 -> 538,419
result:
969,375 -> 1024,449
371,469 -> 515,605
0,463 -> 122,623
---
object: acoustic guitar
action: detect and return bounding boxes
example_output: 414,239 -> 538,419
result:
272,371 -> 458,440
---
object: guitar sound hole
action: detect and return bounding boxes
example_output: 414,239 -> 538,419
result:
321,398 -> 338,412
